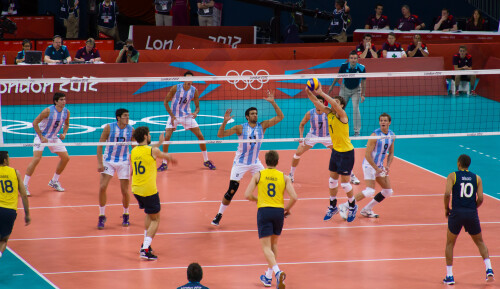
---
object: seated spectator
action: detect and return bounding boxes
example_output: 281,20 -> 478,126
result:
74,38 -> 101,63
466,9 -> 486,31
15,39 -> 31,64
407,34 -> 429,57
197,0 -> 214,26
395,5 -> 425,31
154,0 -> 174,26
452,45 -> 476,95
97,0 -> 120,42
356,33 -> 378,58
382,32 -> 406,58
177,263 -> 209,289
116,39 -> 139,63
364,3 -> 389,30
433,8 -> 457,31
327,0 -> 350,43
44,35 -> 72,64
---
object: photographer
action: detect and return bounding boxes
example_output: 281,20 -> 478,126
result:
327,0 -> 350,43
115,39 -> 139,63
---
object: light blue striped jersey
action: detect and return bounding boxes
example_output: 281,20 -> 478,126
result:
38,105 -> 69,139
233,122 -> 264,165
171,83 -> 196,117
364,128 -> 395,168
103,122 -> 133,163
308,108 -> 329,137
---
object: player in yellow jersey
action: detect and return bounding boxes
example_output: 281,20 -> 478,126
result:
306,84 -> 358,222
131,127 -> 176,260
0,151 -> 30,259
244,150 -> 297,289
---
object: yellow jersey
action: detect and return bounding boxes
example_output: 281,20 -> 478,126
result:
327,112 -> 354,152
257,168 -> 286,209
0,166 -> 19,210
131,145 -> 158,197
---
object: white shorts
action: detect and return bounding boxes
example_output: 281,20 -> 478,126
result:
101,160 -> 130,179
165,115 -> 199,130
33,136 -> 67,153
362,160 -> 386,180
304,132 -> 332,147
230,160 -> 265,181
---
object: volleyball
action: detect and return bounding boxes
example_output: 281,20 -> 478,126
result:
306,78 -> 320,91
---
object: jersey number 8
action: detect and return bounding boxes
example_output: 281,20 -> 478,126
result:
267,183 -> 276,197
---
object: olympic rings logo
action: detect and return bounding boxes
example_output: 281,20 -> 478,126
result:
226,70 -> 270,91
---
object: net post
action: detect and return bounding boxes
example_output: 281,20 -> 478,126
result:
0,93 -> 3,145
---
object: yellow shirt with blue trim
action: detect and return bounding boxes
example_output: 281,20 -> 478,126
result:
257,168 -> 285,209
131,145 -> 158,197
0,166 -> 19,210
327,112 -> 354,152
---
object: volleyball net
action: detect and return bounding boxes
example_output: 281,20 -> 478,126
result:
0,69 -> 499,150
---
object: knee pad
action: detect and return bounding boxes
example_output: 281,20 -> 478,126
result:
329,177 -> 338,189
223,180 -> 240,201
381,189 -> 393,198
362,187 -> 375,198
341,182 -> 352,193
293,154 -> 301,159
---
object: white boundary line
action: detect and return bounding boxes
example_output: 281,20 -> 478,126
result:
7,247 -> 59,288
42,255 -> 500,275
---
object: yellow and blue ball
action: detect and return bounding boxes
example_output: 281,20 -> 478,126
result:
306,78 -> 320,91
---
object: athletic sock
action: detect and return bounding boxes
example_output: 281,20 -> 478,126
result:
142,237 -> 152,250
446,266 -> 453,276
272,265 -> 280,275
290,167 -> 296,175
0,251 -> 2,258
52,173 -> 60,182
162,159 -> 168,165
23,175 -> 30,187
218,203 -> 227,214
99,206 -> 105,216
365,199 -> 378,210
123,207 -> 129,214
265,268 -> 273,279
144,230 -> 148,237
202,151 -> 209,162
485,258 -> 492,270
348,199 -> 356,208
329,196 -> 337,208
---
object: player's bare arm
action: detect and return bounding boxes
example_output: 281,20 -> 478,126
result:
217,109 -> 243,138
16,170 -> 31,225
261,90 -> 284,130
97,124 -> 111,172
60,110 -> 70,140
305,89 -> 331,115
365,134 -> 383,174
476,175 -> 483,208
33,108 -> 50,143
444,172 -> 455,217
314,84 -> 348,123
284,175 -> 298,216
385,139 -> 395,174
164,85 -> 177,125
192,89 -> 200,118
244,172 -> 260,202
299,112 -> 310,142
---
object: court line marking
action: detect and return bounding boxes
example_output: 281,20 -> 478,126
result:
9,221 -> 500,242
7,247 -> 59,288
22,194 -> 444,210
41,255 -> 500,275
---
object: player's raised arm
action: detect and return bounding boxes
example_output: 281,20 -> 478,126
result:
97,124 -> 111,172
314,84 -> 347,123
305,88 -> 331,115
217,109 -> 242,138
261,90 -> 284,130
152,133 -> 177,164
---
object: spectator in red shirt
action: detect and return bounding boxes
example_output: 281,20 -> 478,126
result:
74,38 -> 101,63
434,8 -> 457,31
364,3 -> 389,30
396,5 -> 425,31
452,45 -> 476,95
382,32 -> 406,58
466,9 -> 487,31
407,34 -> 429,57
356,34 -> 378,58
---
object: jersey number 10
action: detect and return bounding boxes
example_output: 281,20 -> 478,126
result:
460,182 -> 474,198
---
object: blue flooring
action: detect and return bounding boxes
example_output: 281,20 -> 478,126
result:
0,249 -> 56,289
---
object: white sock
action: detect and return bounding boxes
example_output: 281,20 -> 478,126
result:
23,175 -> 30,187
202,150 -> 209,162
163,159 -> 168,165
329,196 -> 336,201
365,199 -> 378,210
446,266 -> 453,276
348,197 -> 355,203
272,265 -> 280,275
99,206 -> 105,216
290,167 -> 296,175
123,207 -> 129,214
265,268 -> 273,279
144,230 -> 148,237
485,258 -> 492,270
0,251 -> 2,258
218,203 -> 227,214
142,237 -> 152,250
52,173 -> 60,182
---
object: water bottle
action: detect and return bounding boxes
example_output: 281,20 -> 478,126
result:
1,55 -> 5,65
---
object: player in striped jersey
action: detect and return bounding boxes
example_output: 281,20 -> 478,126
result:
339,113 -> 395,219
24,93 -> 70,195
0,151 -> 31,259
211,90 -> 284,226
157,71 -> 215,172
96,109 -> 135,229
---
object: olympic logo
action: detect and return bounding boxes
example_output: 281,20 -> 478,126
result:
226,70 -> 270,91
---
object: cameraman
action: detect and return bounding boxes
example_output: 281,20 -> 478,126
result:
116,39 -> 139,63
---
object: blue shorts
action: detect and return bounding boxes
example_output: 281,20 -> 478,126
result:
134,193 -> 161,215
257,207 -> 284,239
448,209 -> 481,235
0,207 -> 17,239
328,149 -> 355,175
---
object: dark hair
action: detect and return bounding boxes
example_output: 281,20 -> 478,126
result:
53,92 -> 65,105
375,3 -> 383,9
334,95 -> 346,109
349,50 -> 358,57
133,126 -> 149,143
115,108 -> 129,121
402,4 -> 410,11
22,39 -> 32,49
379,112 -> 392,122
459,45 -> 467,51
458,154 -> 471,168
442,8 -> 449,13
125,39 -> 133,45
187,263 -> 203,282
388,32 -> 396,38
0,151 -> 8,165
184,71 -> 194,77
363,33 -> 372,39
245,107 -> 258,118
472,9 -> 483,21
53,35 -> 62,41
316,95 -> 328,106
265,150 -> 279,167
